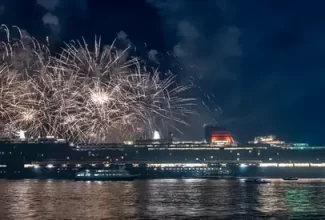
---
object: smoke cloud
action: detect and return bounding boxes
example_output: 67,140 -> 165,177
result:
148,49 -> 160,64
146,0 -> 242,139
37,0 -> 60,37
42,12 -> 60,36
37,0 -> 59,11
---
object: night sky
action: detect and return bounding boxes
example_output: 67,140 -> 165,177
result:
1,0 -> 325,144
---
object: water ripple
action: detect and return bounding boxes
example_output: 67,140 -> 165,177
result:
0,179 -> 325,219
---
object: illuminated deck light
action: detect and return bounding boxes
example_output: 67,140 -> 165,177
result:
259,163 -> 277,167
46,164 -> 54,169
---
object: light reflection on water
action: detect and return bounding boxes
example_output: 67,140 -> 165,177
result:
0,179 -> 325,219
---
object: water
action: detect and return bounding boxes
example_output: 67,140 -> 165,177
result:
0,179 -> 325,219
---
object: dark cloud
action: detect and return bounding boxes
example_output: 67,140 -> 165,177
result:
147,0 -> 325,144
35,0 -> 88,40
146,0 -> 242,82
2,0 -> 325,143
148,49 -> 160,64
42,12 -> 60,34
147,0 -> 242,140
36,0 -> 59,11
37,0 -> 60,39
0,5 -> 5,16
116,30 -> 131,47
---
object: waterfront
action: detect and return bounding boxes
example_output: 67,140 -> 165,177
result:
0,179 -> 324,219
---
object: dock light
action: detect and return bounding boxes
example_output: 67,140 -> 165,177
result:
34,165 -> 40,169
46,164 -> 54,169
240,164 -> 247,168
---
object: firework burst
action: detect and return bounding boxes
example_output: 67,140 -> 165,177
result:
0,26 -> 195,143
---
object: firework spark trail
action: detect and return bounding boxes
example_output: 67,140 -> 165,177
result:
0,26 -> 196,143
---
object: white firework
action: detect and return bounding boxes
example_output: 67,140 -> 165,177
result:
0,26 -> 195,143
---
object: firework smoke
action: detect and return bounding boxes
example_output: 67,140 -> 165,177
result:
0,25 -> 195,143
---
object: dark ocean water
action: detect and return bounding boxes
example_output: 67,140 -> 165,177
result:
0,179 -> 325,219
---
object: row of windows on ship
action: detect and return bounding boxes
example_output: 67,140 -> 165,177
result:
152,167 -> 222,171
94,170 -> 127,173
84,152 -> 265,159
78,146 -> 316,151
83,150 -> 267,157
5,150 -> 320,160
82,151 -> 318,158
84,151 -> 262,156
77,173 -> 126,177
49,167 -> 221,171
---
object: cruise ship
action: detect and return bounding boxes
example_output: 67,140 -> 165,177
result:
0,126 -> 325,179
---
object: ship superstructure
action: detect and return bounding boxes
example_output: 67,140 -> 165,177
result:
0,128 -> 325,179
